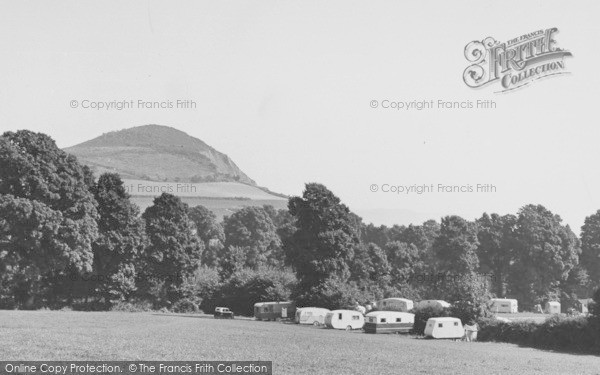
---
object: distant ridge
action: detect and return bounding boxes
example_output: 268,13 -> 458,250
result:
64,125 -> 256,185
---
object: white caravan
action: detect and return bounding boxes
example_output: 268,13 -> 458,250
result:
490,298 -> 518,313
545,301 -> 561,314
416,300 -> 451,310
364,311 -> 414,334
376,298 -> 414,312
424,317 -> 464,339
295,307 -> 330,326
324,310 -> 365,331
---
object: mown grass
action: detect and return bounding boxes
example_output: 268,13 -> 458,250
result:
0,311 -> 598,375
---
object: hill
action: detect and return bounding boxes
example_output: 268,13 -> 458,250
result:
123,179 -> 288,219
64,125 -> 255,184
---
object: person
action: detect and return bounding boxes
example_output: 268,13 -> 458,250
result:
354,302 -> 366,315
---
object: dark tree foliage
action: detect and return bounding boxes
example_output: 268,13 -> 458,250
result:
216,267 -> 296,316
91,173 -> 146,307
286,183 -> 361,305
509,205 -> 580,309
189,205 -> 225,268
223,206 -> 282,270
0,130 -> 98,308
384,241 -> 422,286
141,193 -> 203,306
581,210 -> 600,290
434,216 -> 479,275
350,243 -> 391,285
476,213 -> 517,297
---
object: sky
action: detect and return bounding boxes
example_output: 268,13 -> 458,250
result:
1,0 -> 599,231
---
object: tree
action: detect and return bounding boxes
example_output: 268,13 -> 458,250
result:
362,224 -> 391,249
0,130 -> 99,308
350,243 -> 391,286
385,241 -> 422,286
91,173 -> 146,308
286,183 -> 360,306
141,193 -> 203,306
263,205 -> 296,265
476,213 -> 517,297
223,206 -> 281,269
433,216 -> 479,275
217,267 -> 297,316
180,266 -> 222,312
0,195 -> 63,308
509,204 -> 580,309
581,210 -> 600,290
189,205 -> 224,268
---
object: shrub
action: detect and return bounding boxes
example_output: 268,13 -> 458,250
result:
180,266 -> 222,312
171,299 -> 200,314
590,288 -> 600,318
110,300 -> 153,312
411,306 -> 451,335
217,267 -> 297,316
478,315 -> 600,354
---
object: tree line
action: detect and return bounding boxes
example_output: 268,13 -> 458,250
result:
0,130 -> 599,317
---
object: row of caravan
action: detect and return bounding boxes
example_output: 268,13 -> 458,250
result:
297,307 -> 464,339
296,307 -> 414,333
254,302 -> 468,339
253,298 -> 522,324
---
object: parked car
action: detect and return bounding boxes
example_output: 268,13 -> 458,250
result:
214,307 -> 234,319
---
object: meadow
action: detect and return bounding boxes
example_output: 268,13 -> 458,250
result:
0,311 -> 598,374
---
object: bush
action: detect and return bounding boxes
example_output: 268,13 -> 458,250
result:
293,278 -> 365,311
217,267 -> 297,316
171,299 -> 200,314
478,315 -> 600,354
590,288 -> 600,318
180,266 -> 222,312
411,306 -> 451,335
110,300 -> 153,312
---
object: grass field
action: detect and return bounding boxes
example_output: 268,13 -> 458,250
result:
0,311 -> 598,374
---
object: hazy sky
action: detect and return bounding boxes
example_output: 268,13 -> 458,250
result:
1,0 -> 599,231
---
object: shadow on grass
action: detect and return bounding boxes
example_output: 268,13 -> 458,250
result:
477,339 -> 600,357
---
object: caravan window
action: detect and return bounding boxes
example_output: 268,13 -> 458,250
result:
352,315 -> 360,321
338,313 -> 343,320
380,318 -> 386,323
438,323 -> 443,328
454,322 -> 458,326
396,318 -> 402,322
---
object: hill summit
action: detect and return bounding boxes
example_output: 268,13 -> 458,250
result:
64,125 -> 256,184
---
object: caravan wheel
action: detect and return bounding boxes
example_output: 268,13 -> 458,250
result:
345,325 -> 352,331
313,321 -> 320,327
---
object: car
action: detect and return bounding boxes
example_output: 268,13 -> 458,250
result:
214,307 -> 234,319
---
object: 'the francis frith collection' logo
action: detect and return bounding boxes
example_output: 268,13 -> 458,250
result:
463,28 -> 572,92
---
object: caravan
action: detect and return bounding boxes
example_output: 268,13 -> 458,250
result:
416,300 -> 451,310
295,307 -> 330,326
254,301 -> 296,321
376,298 -> 414,312
424,317 -> 464,339
545,301 -> 561,314
324,310 -> 365,331
490,298 -> 518,313
364,311 -> 414,334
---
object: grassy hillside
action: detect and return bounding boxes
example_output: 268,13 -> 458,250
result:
65,125 -> 255,184
123,179 -> 288,217
131,196 -> 288,219
0,311 -> 598,374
